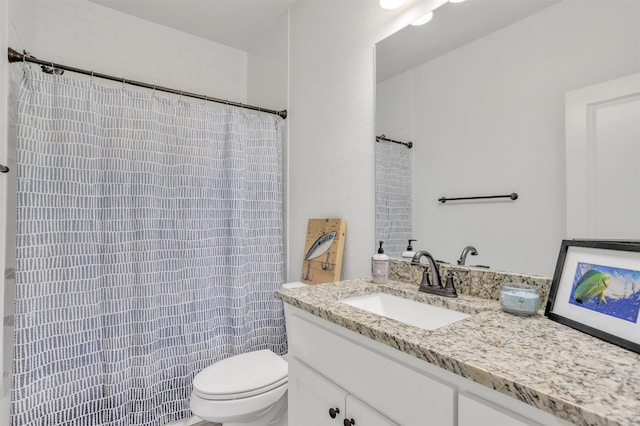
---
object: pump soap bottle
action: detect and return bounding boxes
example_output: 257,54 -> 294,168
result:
372,241 -> 389,284
402,239 -> 417,259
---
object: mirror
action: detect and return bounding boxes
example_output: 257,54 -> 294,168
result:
375,0 -> 640,277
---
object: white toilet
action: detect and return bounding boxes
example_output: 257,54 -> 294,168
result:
189,282 -> 308,425
190,349 -> 288,426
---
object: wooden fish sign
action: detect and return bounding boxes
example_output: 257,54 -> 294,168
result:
301,218 -> 347,284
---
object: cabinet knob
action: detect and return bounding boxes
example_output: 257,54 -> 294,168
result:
343,419 -> 355,426
329,407 -> 340,419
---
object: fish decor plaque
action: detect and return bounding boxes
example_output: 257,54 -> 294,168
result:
301,218 -> 347,284
545,239 -> 640,354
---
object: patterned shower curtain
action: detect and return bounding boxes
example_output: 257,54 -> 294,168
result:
12,69 -> 286,425
375,140 -> 413,258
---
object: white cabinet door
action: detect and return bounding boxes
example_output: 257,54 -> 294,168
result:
345,395 -> 399,426
290,358 -> 399,426
291,358 -> 346,426
458,393 -> 542,426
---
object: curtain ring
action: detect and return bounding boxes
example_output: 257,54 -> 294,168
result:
90,70 -> 94,82
203,95 -> 208,106
21,50 -> 33,73
122,77 -> 126,89
179,90 -> 183,102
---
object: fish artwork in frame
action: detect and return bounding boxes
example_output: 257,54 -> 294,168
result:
301,218 -> 347,284
545,239 -> 640,354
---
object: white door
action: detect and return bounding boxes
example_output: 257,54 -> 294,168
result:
566,73 -> 640,239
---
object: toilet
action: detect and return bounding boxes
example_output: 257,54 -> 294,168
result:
190,349 -> 288,426
190,282 -> 308,425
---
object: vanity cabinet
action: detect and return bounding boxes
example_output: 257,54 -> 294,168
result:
285,304 -> 572,426
286,304 -> 456,425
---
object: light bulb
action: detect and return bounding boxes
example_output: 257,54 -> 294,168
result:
379,0 -> 406,10
411,11 -> 434,25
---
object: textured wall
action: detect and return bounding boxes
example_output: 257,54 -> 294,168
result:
287,0 -> 440,282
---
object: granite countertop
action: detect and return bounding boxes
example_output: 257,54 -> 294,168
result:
275,279 -> 640,426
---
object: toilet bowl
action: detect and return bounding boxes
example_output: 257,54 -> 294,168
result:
190,282 -> 307,425
190,349 -> 288,426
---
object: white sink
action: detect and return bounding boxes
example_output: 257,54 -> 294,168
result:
340,293 -> 470,330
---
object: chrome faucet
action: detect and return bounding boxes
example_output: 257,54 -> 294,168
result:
457,245 -> 478,266
411,251 -> 458,297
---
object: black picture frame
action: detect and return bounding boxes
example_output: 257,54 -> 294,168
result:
545,239 -> 640,354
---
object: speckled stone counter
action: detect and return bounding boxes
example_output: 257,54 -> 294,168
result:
275,279 -> 640,426
389,258 -> 553,308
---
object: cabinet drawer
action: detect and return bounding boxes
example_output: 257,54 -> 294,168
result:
459,392 -> 542,426
287,307 -> 455,426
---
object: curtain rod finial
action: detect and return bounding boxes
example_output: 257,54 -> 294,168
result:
8,47 -> 24,63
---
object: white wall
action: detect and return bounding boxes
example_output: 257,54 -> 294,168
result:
287,0 -> 443,281
247,10 -> 290,275
248,11 -> 288,114
0,0 -> 10,420
378,0 -> 640,277
376,72 -> 414,146
7,0 -> 248,101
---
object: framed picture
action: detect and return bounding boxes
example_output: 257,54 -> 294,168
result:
545,240 -> 640,353
300,218 -> 347,284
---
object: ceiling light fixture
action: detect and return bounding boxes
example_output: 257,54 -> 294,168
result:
411,11 -> 434,26
379,0 -> 406,10
449,0 -> 468,3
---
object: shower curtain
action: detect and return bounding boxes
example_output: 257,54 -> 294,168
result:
375,140 -> 413,258
12,69 -> 286,425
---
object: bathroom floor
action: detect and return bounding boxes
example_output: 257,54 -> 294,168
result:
189,420 -> 219,426
167,418 -> 219,426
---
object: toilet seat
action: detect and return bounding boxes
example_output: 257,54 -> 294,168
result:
193,349 -> 288,401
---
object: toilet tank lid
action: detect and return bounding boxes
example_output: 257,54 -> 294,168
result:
193,349 -> 287,396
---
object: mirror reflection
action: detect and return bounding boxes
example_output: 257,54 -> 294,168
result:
375,0 -> 640,277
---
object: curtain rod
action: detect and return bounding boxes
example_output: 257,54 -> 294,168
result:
7,48 -> 287,120
376,134 -> 412,149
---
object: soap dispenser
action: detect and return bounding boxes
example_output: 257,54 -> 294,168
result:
402,239 -> 417,259
372,241 -> 389,284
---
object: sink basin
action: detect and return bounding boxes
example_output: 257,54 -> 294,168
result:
340,293 -> 470,330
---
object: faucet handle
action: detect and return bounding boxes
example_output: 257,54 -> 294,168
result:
443,271 -> 458,297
